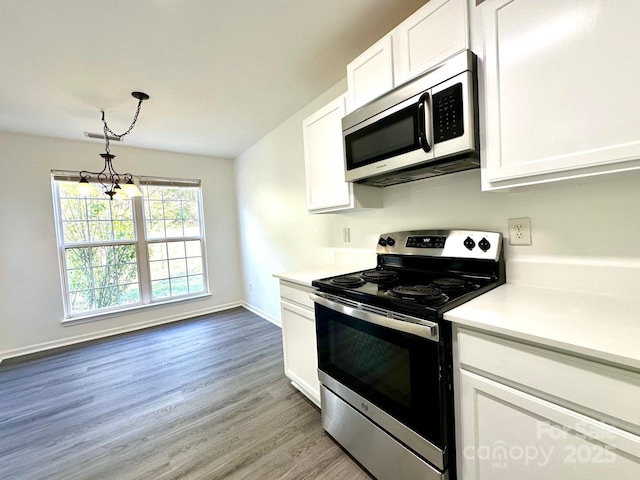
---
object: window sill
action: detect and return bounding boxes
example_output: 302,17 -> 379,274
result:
61,292 -> 212,326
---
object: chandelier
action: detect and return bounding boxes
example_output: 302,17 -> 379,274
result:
79,91 -> 149,200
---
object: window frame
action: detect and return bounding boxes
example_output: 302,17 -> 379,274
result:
51,171 -> 210,322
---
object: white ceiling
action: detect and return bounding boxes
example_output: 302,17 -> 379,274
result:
0,0 -> 428,158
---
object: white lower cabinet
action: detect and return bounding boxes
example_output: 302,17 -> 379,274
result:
279,281 -> 320,406
454,327 -> 640,479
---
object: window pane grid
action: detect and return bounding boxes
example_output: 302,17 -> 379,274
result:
142,185 -> 200,241
60,189 -> 135,244
146,240 -> 204,299
64,244 -> 141,314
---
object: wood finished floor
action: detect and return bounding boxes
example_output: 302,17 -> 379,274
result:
0,308 -> 371,480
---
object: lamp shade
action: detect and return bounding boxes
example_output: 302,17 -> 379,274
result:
122,178 -> 142,197
77,177 -> 96,196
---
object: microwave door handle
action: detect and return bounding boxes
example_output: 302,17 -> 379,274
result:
417,92 -> 432,153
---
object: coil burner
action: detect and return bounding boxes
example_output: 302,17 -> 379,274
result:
330,275 -> 366,288
386,285 -> 449,306
360,270 -> 398,284
431,277 -> 472,292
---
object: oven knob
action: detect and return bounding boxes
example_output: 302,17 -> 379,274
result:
386,236 -> 396,247
463,236 -> 475,250
478,237 -> 491,252
378,237 -> 387,247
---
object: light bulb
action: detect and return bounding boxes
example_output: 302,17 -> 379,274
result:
122,178 -> 142,197
112,183 -> 129,201
77,177 -> 95,196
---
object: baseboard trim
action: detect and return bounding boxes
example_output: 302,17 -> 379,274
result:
243,302 -> 281,328
0,301 -> 243,363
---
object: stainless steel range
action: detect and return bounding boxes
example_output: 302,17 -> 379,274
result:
311,230 -> 505,480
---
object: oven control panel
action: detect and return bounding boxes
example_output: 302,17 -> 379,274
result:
405,235 -> 446,249
376,230 -> 502,261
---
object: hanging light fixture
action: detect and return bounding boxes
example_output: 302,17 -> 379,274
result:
79,91 -> 149,200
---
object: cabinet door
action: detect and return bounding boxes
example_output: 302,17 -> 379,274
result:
303,96 -> 383,213
393,0 -> 469,85
458,369 -> 640,479
281,299 -> 320,406
346,36 -> 394,112
302,95 -> 352,212
482,0 -> 640,189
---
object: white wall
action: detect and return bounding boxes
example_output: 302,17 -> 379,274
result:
235,83 -> 640,323
234,81 -> 348,323
0,131 -> 243,359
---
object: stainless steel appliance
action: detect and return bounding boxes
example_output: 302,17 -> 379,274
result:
342,50 -> 479,187
312,230 -> 505,480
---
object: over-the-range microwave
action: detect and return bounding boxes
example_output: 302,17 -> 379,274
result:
342,50 -> 479,187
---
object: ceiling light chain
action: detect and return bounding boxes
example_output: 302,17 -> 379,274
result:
79,91 -> 149,200
102,94 -> 145,154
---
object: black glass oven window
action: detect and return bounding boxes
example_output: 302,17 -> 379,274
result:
315,303 -> 447,446
433,83 -> 463,144
345,104 -> 421,169
329,321 -> 411,408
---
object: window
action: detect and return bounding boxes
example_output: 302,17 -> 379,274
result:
52,173 -> 208,319
141,182 -> 205,300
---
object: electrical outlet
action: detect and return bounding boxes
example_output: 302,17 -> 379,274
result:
343,227 -> 351,243
508,217 -> 532,246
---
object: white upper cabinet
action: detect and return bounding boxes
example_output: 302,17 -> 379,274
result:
393,0 -> 469,85
481,0 -> 640,190
302,95 -> 382,213
347,0 -> 469,113
346,36 -> 394,113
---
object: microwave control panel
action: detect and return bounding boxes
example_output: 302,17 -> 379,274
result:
432,83 -> 463,144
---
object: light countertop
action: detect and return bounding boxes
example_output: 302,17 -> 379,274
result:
274,248 -> 376,288
445,284 -> 640,371
273,265 -> 365,288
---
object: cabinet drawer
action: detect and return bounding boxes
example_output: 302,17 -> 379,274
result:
279,282 -> 314,310
456,328 -> 640,431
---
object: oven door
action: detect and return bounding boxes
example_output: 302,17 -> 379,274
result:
312,292 -> 450,469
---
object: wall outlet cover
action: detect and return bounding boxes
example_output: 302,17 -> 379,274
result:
508,217 -> 532,246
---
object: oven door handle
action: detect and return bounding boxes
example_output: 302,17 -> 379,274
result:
310,292 -> 439,342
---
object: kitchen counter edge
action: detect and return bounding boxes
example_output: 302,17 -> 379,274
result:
444,283 -> 640,372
